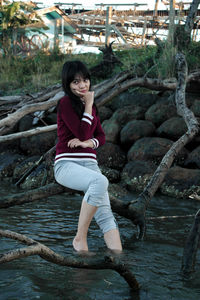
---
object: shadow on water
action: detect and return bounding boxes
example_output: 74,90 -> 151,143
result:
0,180 -> 200,300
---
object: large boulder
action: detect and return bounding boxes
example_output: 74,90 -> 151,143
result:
108,92 -> 159,111
97,142 -> 126,170
120,120 -> 156,148
156,117 -> 188,140
127,137 -> 188,164
145,102 -> 177,126
184,146 -> 200,168
161,166 -> 200,198
112,105 -> 145,127
100,166 -> 121,183
191,99 -> 200,117
102,118 -> 120,144
127,137 -> 173,163
44,113 -> 57,125
98,106 -> 113,122
18,114 -> 34,131
0,151 -> 25,178
121,160 -> 157,192
20,131 -> 57,155
20,162 -> 54,190
13,155 -> 41,184
102,105 -> 145,144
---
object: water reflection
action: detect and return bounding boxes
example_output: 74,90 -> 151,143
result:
0,181 -> 200,299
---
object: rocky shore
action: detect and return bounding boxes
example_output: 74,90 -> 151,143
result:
0,90 -> 200,198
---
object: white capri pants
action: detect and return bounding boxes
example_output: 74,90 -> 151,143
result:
54,160 -> 118,234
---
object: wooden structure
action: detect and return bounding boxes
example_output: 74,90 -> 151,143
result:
67,6 -> 200,48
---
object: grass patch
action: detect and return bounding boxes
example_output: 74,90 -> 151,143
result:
0,42 -> 200,96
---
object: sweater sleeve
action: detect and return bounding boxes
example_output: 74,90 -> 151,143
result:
60,97 -> 94,141
91,115 -> 106,149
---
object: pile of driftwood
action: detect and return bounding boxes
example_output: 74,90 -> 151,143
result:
0,53 -> 200,289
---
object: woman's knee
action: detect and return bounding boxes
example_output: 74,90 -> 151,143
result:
96,174 -> 109,191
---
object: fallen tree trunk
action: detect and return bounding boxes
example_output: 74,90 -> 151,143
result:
0,229 -> 139,290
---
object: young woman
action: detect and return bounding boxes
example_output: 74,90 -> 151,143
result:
54,60 -> 122,252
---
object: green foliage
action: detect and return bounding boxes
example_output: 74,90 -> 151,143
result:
155,44 -> 178,79
0,50 -> 103,95
0,41 -> 200,96
184,41 -> 200,71
0,1 -> 46,55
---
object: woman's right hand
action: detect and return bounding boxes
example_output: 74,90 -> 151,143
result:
76,90 -> 94,106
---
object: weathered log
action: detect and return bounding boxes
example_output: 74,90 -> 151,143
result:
0,229 -> 139,290
0,91 -> 64,135
0,183 -> 65,209
95,76 -> 177,106
181,209 -> 200,276
0,124 -> 57,143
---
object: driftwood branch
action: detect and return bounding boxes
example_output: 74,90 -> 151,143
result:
0,124 -> 57,143
0,91 -> 64,135
125,53 -> 199,238
0,183 -> 65,209
0,229 -> 139,290
181,209 -> 200,276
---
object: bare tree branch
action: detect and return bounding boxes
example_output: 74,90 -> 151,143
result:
185,0 -> 200,41
0,229 -> 139,290
0,183 -> 65,209
0,124 -> 57,143
0,91 -> 64,132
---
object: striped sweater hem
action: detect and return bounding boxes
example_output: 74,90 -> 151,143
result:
54,152 -> 97,164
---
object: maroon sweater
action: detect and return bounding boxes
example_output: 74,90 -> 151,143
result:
55,95 -> 105,164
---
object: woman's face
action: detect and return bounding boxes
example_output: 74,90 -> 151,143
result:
69,74 -> 90,98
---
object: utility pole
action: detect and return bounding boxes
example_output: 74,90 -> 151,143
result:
105,6 -> 112,47
168,0 -> 175,44
154,0 -> 159,17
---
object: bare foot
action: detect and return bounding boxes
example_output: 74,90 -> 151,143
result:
73,236 -> 88,252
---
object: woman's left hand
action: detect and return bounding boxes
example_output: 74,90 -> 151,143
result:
68,138 -> 93,148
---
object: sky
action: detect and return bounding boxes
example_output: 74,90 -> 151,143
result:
35,0 -> 169,10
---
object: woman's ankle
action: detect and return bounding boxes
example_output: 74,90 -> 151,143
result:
73,236 -> 88,252
104,229 -> 123,252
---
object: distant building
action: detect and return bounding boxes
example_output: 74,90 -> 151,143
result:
34,5 -> 79,53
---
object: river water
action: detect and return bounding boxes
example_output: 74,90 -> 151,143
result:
0,180 -> 200,300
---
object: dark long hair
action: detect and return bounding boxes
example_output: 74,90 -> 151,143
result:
61,60 -> 94,119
